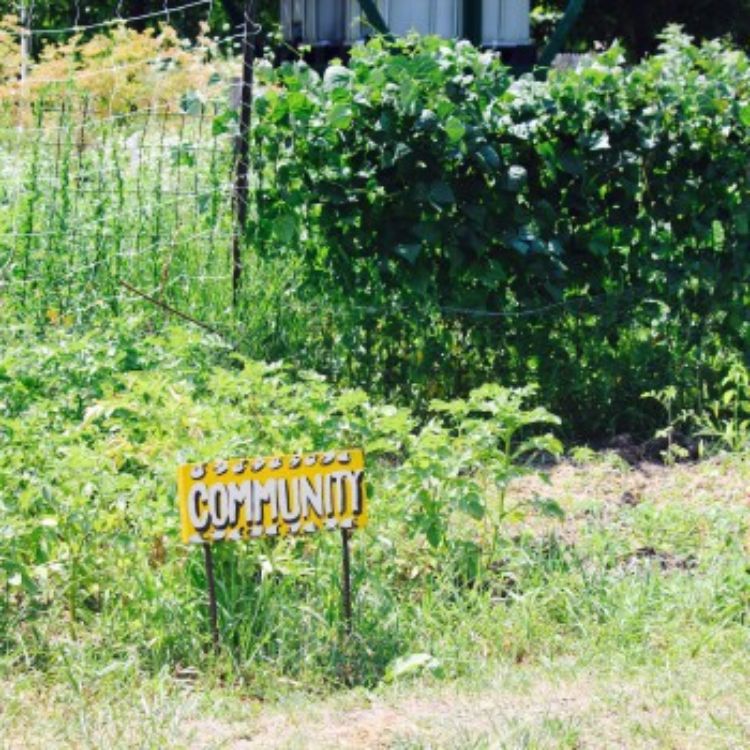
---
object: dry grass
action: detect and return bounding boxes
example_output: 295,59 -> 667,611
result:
3,453 -> 749,750
511,450 -> 750,510
2,655 -> 749,749
219,658 -> 750,749
507,451 -> 750,544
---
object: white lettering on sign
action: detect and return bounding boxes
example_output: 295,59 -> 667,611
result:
178,450 -> 367,543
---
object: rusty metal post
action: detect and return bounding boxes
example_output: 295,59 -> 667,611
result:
231,0 -> 256,306
341,528 -> 353,634
203,543 -> 220,652
19,2 -> 31,83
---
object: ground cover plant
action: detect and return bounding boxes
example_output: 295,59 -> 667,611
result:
0,316 -> 748,746
0,315 -> 567,683
246,29 -> 750,438
533,0 -> 750,56
1,25 -> 749,438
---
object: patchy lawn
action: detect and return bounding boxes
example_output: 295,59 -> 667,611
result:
3,452 -> 749,749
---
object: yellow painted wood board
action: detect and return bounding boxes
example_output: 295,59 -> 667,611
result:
177,449 -> 366,543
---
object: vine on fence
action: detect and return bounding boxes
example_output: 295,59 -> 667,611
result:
1,20 -> 749,436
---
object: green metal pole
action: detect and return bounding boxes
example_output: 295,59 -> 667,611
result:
463,0 -> 482,46
538,0 -> 587,67
357,0 -> 392,39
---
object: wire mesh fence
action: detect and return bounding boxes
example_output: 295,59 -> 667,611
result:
0,0 -> 250,326
2,4 -> 748,446
0,96 -> 239,322
1,2 -> 644,328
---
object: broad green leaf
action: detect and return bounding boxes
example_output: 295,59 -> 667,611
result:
504,165 -> 527,191
394,244 -> 422,264
273,214 -> 296,244
211,109 -> 238,136
328,103 -> 353,130
530,497 -> 565,520
444,116 -> 466,143
459,492 -> 486,520
588,131 -> 611,151
323,65 -> 353,91
425,519 -> 443,548
476,144 -> 501,171
385,653 -> 442,682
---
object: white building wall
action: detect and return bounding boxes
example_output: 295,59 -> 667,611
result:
482,0 -> 531,45
345,1 -> 461,41
282,1 -> 531,47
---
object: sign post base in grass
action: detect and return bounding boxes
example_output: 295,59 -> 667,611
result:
341,528 -> 353,635
178,450 -> 367,651
202,543 -> 220,653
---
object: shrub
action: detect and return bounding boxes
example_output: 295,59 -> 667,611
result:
0,317 -> 561,681
244,29 -> 750,437
0,20 -> 233,113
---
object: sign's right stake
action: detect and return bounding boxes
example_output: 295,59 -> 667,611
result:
341,528 -> 353,635
203,543 -> 220,653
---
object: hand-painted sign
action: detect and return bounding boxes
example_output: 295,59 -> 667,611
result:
178,449 -> 366,544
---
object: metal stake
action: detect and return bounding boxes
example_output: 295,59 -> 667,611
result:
19,2 -> 30,84
203,543 -> 220,652
231,0 -> 256,306
341,528 -> 353,634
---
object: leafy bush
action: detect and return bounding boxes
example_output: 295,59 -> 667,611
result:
0,19 -> 233,112
3,318 -> 748,689
393,385 -> 562,555
533,0 -> 750,57
241,29 -> 750,437
2,28 -> 749,438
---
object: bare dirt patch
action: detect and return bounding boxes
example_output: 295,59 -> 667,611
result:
182,660 -> 750,749
185,675 -> 598,749
505,451 -> 750,546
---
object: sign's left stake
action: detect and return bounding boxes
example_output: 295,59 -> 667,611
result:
203,543 -> 220,652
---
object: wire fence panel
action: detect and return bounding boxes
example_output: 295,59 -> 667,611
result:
0,95 -> 238,323
1,5 -> 610,328
0,2 -> 268,326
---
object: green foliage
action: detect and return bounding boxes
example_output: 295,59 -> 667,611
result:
1,1 -> 276,47
1,317 -> 749,693
2,17 -> 750,708
644,359 -> 750,456
2,30 -> 750,440
393,385 -> 562,557
0,316 -> 564,684
242,31 -> 750,437
533,1 -> 750,57
698,361 -> 750,452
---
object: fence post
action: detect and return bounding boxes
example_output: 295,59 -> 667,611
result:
19,1 -> 31,83
231,0 -> 256,307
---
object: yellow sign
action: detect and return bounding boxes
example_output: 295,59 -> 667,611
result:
178,450 -> 366,544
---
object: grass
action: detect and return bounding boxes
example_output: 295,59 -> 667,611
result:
1,446 -> 749,748
4,41 -> 750,443
0,100 -> 237,324
1,316 -> 748,746
2,653 -> 749,748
